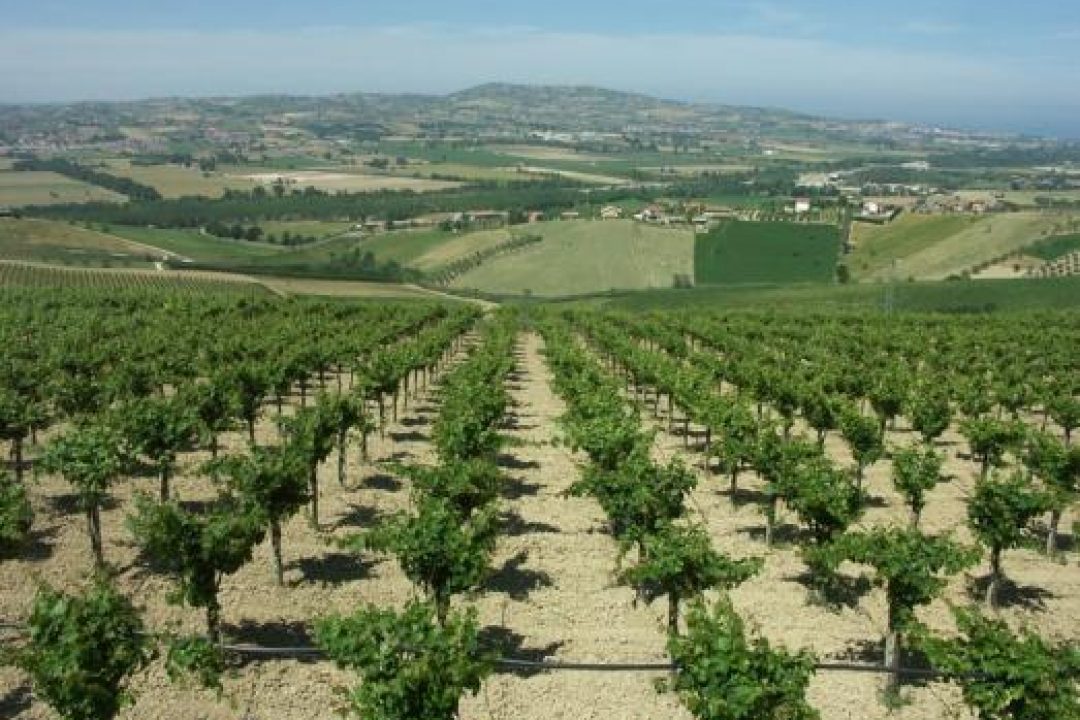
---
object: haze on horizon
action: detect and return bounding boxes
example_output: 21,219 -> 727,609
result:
3,0 -> 1079,139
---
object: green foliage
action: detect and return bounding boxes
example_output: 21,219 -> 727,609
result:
620,523 -> 760,634
401,458 -> 502,518
664,599 -> 819,720
785,456 -> 863,544
127,494 -> 265,639
908,386 -> 952,443
891,443 -> 947,526
0,472 -> 33,554
14,578 -> 150,720
361,495 -> 498,622
40,423 -> 129,512
918,607 -> 1080,720
961,417 -> 1026,477
314,600 -> 493,720
829,527 -> 979,630
110,394 -> 200,499
838,407 -> 883,480
164,635 -> 226,692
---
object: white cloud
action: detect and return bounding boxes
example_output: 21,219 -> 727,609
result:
0,24 -> 1074,133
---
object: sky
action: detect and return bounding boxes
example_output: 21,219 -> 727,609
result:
2,1 -> 1079,138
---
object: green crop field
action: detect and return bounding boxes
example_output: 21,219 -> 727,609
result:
0,170 -> 126,206
449,219 -> 694,296
1024,233 -> 1080,262
694,220 -> 841,285
107,226 -> 286,263
256,220 -> 353,240
0,219 -> 162,266
594,275 -> 1080,313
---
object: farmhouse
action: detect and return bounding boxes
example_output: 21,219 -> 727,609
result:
600,205 -> 623,220
527,211 -> 545,223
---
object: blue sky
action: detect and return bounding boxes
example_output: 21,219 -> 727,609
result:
3,1 -> 1079,137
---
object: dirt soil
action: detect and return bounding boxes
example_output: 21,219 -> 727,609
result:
1,332 -> 1077,720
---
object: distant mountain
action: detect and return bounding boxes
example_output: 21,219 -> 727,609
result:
0,83 -> 1037,153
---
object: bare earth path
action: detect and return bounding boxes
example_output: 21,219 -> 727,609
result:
463,332 -> 691,720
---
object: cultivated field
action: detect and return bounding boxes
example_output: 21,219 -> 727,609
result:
0,218 -> 171,265
0,260 -> 268,293
450,220 -> 694,296
105,226 -> 286,263
695,220 -> 841,284
234,170 -> 461,194
0,171 -> 126,206
101,160 -> 257,198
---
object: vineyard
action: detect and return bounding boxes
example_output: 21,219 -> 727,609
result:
0,288 -> 1078,720
0,261 -> 271,295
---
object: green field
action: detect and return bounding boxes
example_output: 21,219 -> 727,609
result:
849,214 -> 974,279
449,220 -> 694,296
0,171 -> 126,206
592,275 -> 1080,313
694,220 -> 841,284
0,219 -> 161,266
107,226 -> 286,263
1024,233 -> 1080,262
257,220 -> 353,240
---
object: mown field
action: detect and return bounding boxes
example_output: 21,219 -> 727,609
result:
106,226 -> 286,263
0,218 -> 166,266
450,220 -> 694,296
850,212 -> 1078,280
695,220 -> 841,284
0,170 -> 126,206
101,160 -> 257,198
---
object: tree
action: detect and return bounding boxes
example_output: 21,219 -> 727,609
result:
828,527 -> 978,691
401,458 -> 502,518
180,378 -> 236,460
751,430 -> 818,547
786,456 -> 863,546
127,494 -> 265,642
322,392 -> 365,487
838,407 -> 883,490
13,578 -> 150,720
868,368 -> 907,435
0,388 -> 32,485
113,395 -> 200,501
918,606 -> 1080,720
1047,393 -> 1079,446
0,471 -> 32,555
314,600 -> 493,720
664,599 -> 819,720
801,389 -> 839,449
619,523 -> 761,636
967,471 -> 1051,607
41,424 -> 130,567
361,495 -> 498,625
212,444 -> 309,586
891,443 -> 947,528
1024,430 -> 1080,555
226,362 -> 269,444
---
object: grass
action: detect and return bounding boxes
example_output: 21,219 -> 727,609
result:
257,220 -> 353,240
694,220 -> 841,285
106,226 -> 285,263
1024,233 -> 1080,262
100,160 -> 256,198
258,277 -> 454,300
590,275 -> 1080,313
849,214 -> 974,280
223,166 -> 461,194
885,212 -> 1074,280
0,171 -> 126,206
0,219 -> 161,266
449,220 -> 694,296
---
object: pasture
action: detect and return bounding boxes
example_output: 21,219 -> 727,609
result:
0,218 -> 165,266
101,160 -> 257,198
694,220 -> 841,284
106,226 -> 286,263
233,169 -> 461,194
450,219 -> 694,296
0,170 -> 126,206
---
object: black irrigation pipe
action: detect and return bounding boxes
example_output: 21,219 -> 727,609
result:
0,622 -> 967,679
